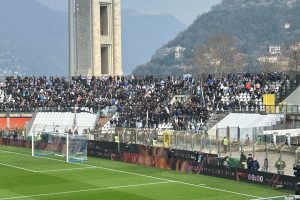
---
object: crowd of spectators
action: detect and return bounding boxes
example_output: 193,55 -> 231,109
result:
0,72 -> 293,131
202,72 -> 291,111
0,128 -> 25,139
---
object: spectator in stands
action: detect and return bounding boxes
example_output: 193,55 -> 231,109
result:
249,157 -> 260,171
167,147 -> 175,159
275,158 -> 286,175
247,154 -> 253,169
125,142 -> 133,153
222,136 -> 229,153
152,137 -> 157,147
0,128 -> 24,139
0,72 -> 293,132
263,158 -> 269,172
294,163 -> 300,178
114,134 -> 119,143
240,150 -> 247,169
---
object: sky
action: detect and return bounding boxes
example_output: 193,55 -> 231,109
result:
35,0 -> 221,25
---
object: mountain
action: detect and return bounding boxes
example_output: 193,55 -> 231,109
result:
133,0 -> 300,75
0,1 -> 185,76
122,9 -> 185,74
0,0 -> 68,76
34,0 -> 68,12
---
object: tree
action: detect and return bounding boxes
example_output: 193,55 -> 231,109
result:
290,43 -> 300,72
192,33 -> 245,75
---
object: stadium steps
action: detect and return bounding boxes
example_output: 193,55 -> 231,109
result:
281,85 -> 300,106
29,112 -> 98,135
208,113 -> 285,138
170,95 -> 190,105
99,117 -> 109,127
278,74 -> 300,104
206,112 -> 230,130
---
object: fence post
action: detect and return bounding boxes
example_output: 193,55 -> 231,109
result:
227,126 -> 231,157
209,138 -> 212,154
216,128 -> 221,157
252,127 -> 256,158
184,133 -> 187,150
175,132 -> 178,149
191,134 -> 194,151
135,131 -> 137,144
237,126 -> 240,146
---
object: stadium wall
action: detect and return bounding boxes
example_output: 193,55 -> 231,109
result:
87,141 -> 299,190
0,117 -> 31,129
0,138 -> 298,190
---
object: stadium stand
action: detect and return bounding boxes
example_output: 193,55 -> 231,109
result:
0,72 -> 296,133
208,113 -> 285,138
210,113 -> 284,129
0,72 -> 300,177
29,112 -> 98,135
282,86 -> 300,106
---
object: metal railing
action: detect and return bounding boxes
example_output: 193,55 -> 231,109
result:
2,124 -> 300,176
89,126 -> 300,176
220,105 -> 300,115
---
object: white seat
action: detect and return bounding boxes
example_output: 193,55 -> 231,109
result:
30,112 -> 98,135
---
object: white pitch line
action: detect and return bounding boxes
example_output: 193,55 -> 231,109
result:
84,165 -> 261,198
0,181 -> 170,200
167,180 -> 260,198
0,150 -> 93,168
36,166 -> 96,173
250,196 -> 287,200
0,149 -> 262,199
0,162 -> 37,173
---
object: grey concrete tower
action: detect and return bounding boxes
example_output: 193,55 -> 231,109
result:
69,0 -> 123,76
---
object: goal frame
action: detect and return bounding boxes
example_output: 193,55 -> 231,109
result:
31,131 -> 87,163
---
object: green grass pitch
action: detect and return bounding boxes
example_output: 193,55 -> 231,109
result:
0,145 -> 294,200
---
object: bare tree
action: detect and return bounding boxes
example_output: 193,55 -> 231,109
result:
192,33 -> 245,75
290,43 -> 300,72
285,36 -> 300,72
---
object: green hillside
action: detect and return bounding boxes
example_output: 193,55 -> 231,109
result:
133,0 -> 300,75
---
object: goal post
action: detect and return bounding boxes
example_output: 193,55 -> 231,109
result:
67,134 -> 88,163
31,131 -> 88,163
32,131 -> 67,158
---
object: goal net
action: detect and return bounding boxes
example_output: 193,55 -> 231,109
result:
31,132 -> 88,163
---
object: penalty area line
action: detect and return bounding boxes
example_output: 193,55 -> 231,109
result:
36,166 -> 97,173
250,195 -> 288,200
0,181 -> 170,200
0,162 -> 37,173
0,150 -> 95,173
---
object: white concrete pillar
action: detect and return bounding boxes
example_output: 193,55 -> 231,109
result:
113,0 -> 123,75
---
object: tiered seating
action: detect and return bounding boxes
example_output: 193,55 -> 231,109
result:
210,113 -> 284,129
0,72 -> 296,132
220,92 -> 264,110
30,112 -> 98,135
158,123 -> 173,130
283,86 -> 300,106
0,90 -> 3,103
208,113 -> 284,139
